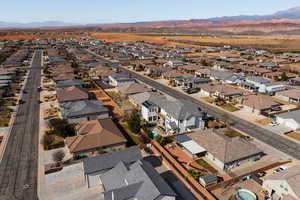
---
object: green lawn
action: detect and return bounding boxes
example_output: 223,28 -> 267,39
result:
196,159 -> 218,174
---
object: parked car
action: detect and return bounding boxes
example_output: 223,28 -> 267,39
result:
185,88 -> 199,94
269,122 -> 279,127
273,166 -> 289,174
19,99 -> 25,104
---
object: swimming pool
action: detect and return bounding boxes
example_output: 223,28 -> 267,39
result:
237,189 -> 257,200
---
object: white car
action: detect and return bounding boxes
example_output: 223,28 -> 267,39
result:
269,122 -> 279,127
273,166 -> 289,174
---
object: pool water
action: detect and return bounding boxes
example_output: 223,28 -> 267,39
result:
237,189 -> 257,200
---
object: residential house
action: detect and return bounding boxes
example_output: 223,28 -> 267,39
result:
65,119 -> 127,157
289,77 -> 300,86
195,69 -> 212,78
200,84 -> 245,100
56,79 -> 84,89
240,76 -> 270,92
61,100 -> 109,124
276,89 -> 300,104
189,129 -> 263,171
241,94 -> 282,115
53,73 -> 75,82
128,92 -> 167,107
257,61 -> 278,70
165,60 -> 186,68
162,70 -> 185,80
83,147 -> 176,200
57,86 -> 89,103
174,76 -> 211,90
156,99 -> 206,133
263,165 -> 300,200
275,110 -> 300,131
117,83 -> 152,96
83,146 -> 142,188
108,73 -> 135,86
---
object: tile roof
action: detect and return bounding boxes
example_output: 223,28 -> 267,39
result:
265,165 -> 300,199
117,83 -> 152,95
242,94 -> 281,110
57,86 -> 89,103
189,129 -> 262,163
66,119 -> 127,153
277,89 -> 300,99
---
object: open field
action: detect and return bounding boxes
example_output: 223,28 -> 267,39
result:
2,32 -> 300,51
91,32 -> 300,51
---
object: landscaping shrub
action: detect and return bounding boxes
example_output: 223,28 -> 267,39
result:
48,118 -> 75,138
125,111 -> 141,134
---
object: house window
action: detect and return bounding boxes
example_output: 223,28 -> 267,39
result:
149,116 -> 153,121
153,116 -> 157,120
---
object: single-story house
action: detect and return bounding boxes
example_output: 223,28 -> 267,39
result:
117,83 -> 152,96
174,76 -> 211,90
83,146 -> 142,188
241,94 -> 282,115
100,160 -> 177,200
56,79 -> 84,89
276,89 -> 300,104
108,73 -> 135,86
66,119 -> 127,157
289,77 -> 300,86
82,146 -> 177,200
61,100 -> 109,124
53,72 -> 75,82
200,84 -> 245,100
57,86 -> 89,103
189,129 -> 263,171
275,110 -> 300,131
162,70 -> 185,80
263,165 -> 300,200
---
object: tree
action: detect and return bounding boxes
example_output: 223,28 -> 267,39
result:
126,111 -> 141,134
280,72 -> 289,81
41,134 -> 54,150
49,118 -> 75,138
52,150 -> 65,166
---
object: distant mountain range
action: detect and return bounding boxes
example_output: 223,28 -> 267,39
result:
0,21 -> 79,28
2,6 -> 300,33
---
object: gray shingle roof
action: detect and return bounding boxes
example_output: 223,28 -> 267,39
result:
56,79 -> 84,88
61,100 -> 108,118
83,146 -> 142,174
102,160 -> 176,200
129,92 -> 167,107
158,100 -> 204,121
276,110 -> 300,124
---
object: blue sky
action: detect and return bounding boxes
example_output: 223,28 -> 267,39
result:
1,0 -> 300,23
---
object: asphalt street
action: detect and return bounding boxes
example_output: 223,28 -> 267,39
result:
0,50 -> 42,200
86,50 -> 300,161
